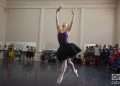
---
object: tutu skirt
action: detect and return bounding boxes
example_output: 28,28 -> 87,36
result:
56,43 -> 81,62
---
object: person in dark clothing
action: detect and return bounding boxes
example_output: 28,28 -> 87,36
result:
101,45 -> 110,65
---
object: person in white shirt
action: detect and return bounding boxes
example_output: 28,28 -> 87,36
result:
94,44 -> 100,65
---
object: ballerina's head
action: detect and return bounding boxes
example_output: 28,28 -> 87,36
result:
62,22 -> 68,28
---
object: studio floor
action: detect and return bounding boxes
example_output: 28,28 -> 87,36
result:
0,61 -> 113,86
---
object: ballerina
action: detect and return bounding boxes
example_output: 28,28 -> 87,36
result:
56,7 -> 81,84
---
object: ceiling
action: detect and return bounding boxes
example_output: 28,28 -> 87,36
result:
7,0 -> 117,1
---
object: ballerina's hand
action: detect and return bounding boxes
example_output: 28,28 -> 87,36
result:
72,9 -> 75,15
56,6 -> 62,12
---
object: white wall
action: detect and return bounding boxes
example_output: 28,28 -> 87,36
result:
0,0 -> 7,45
6,0 -> 116,50
6,9 -> 41,47
117,1 -> 120,45
82,8 -> 115,47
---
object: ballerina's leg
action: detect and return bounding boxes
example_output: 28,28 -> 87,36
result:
68,58 -> 78,77
57,59 -> 67,84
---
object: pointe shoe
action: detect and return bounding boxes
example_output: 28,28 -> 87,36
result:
57,76 -> 63,84
75,69 -> 78,78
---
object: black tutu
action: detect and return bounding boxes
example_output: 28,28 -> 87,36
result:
56,43 -> 81,62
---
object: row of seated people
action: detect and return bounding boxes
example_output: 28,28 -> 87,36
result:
1,43 -> 120,71
84,44 -> 120,70
0,44 -> 36,63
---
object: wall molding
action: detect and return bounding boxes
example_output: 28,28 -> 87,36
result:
7,0 -> 117,9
